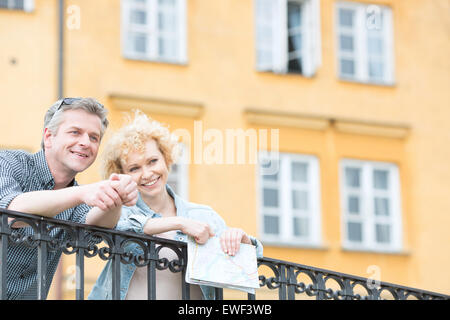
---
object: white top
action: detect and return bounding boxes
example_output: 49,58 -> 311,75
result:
125,230 -> 203,300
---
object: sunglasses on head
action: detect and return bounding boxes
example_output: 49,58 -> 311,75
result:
56,97 -> 82,111
55,97 -> 104,112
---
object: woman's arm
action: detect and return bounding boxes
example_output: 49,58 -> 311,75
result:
143,216 -> 214,244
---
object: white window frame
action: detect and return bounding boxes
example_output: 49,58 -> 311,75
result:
121,0 -> 187,64
255,0 -> 321,77
257,152 -> 322,246
335,1 -> 395,85
0,0 -> 34,11
340,159 -> 402,253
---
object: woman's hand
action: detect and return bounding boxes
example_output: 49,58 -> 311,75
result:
220,228 -> 251,256
179,217 -> 215,244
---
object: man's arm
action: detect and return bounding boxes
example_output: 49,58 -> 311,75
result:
7,175 -> 138,228
84,174 -> 138,229
7,180 -> 121,217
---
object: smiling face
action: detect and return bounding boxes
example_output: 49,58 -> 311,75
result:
122,139 -> 169,201
44,109 -> 102,179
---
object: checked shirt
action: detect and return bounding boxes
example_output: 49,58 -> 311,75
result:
0,149 -> 90,299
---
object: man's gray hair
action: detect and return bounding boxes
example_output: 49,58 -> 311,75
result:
41,97 -> 109,148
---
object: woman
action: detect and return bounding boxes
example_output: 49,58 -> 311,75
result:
88,111 -> 263,300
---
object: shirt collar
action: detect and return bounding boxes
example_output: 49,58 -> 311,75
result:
31,149 -> 77,188
135,184 -> 186,217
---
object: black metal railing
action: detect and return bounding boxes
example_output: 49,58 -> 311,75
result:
1,208 -> 449,300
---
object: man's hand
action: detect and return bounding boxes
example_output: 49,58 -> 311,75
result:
109,173 -> 138,207
80,180 -> 123,211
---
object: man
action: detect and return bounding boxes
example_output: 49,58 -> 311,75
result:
0,97 -> 138,299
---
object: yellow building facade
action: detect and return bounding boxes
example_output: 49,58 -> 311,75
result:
1,0 -> 449,299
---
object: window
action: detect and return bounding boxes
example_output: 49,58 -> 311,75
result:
255,0 -> 321,76
167,144 -> 189,200
258,152 -> 321,246
121,0 -> 187,63
340,159 -> 402,252
336,2 -> 394,84
0,0 -> 33,11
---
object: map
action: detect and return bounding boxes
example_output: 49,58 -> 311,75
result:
186,236 -> 260,294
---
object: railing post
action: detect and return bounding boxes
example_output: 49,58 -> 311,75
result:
315,272 -> 326,300
181,245 -> 190,300
278,263 -> 287,300
147,240 -> 156,300
286,265 -> 296,300
37,218 -> 47,300
111,234 -> 121,300
0,214 -> 8,299
75,227 -> 85,300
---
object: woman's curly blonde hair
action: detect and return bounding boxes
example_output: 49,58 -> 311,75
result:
101,110 -> 181,179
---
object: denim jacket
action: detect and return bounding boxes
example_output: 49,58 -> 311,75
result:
88,185 -> 263,300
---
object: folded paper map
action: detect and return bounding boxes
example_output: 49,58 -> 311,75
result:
186,236 -> 260,294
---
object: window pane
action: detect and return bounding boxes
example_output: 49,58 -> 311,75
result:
158,37 -> 177,59
263,188 -> 279,207
373,170 -> 388,189
345,167 -> 360,188
340,59 -> 355,76
376,224 -> 391,244
368,37 -> 383,56
339,9 -> 354,27
13,0 -> 24,10
288,57 -> 302,73
292,162 -> 307,183
158,11 -> 176,32
159,0 -> 175,7
348,196 -> 360,214
264,215 -> 279,235
130,9 -> 147,24
348,222 -> 362,242
288,2 -> 302,29
374,197 -> 390,216
339,35 -> 354,52
292,190 -> 308,210
129,33 -> 147,53
369,61 -> 384,80
288,34 -> 302,52
293,217 -> 309,237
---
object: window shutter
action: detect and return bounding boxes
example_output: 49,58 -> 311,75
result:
303,0 -> 321,77
177,0 -> 188,64
23,0 -> 34,12
255,0 -> 285,72
383,7 -> 395,84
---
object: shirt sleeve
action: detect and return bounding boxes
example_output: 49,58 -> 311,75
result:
0,154 -> 24,209
115,205 -> 152,234
71,203 -> 91,224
